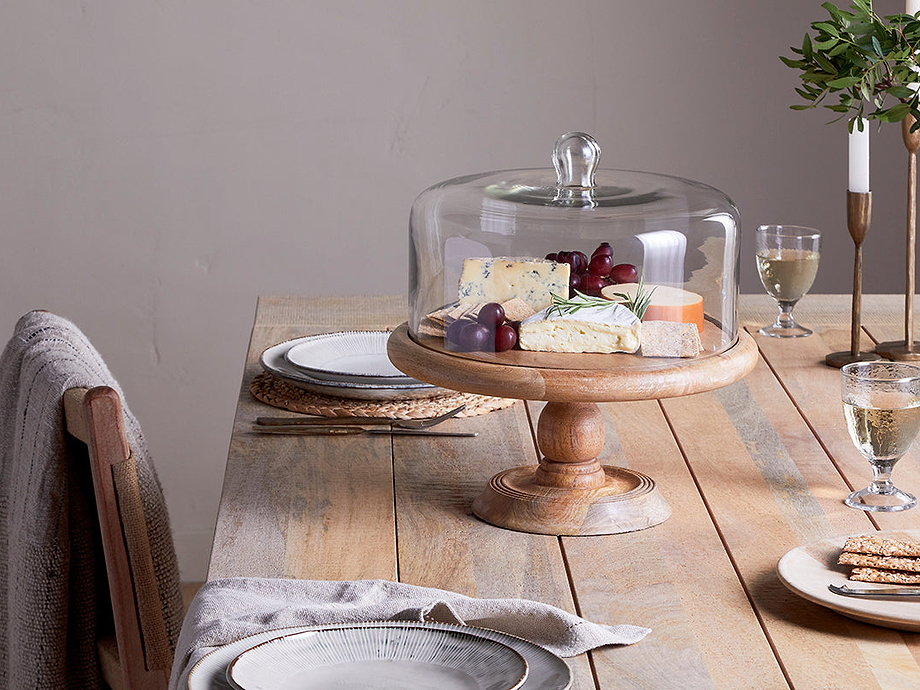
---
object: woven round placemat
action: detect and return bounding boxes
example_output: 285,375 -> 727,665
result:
250,372 -> 517,419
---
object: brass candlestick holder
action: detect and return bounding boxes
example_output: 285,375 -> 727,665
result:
877,117 -> 920,360
826,191 -> 881,367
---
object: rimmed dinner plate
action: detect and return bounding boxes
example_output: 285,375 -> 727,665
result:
777,529 -> 920,632
226,624 -> 528,690
284,331 -> 412,384
186,621 -> 572,690
259,336 -> 450,401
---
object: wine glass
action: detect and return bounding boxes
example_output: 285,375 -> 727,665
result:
755,225 -> 821,337
841,361 -> 920,512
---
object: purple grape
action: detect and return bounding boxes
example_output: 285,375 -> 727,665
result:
477,302 -> 505,329
588,254 -> 613,277
446,319 -> 470,347
495,324 -> 518,352
609,263 -> 638,284
591,242 -> 612,259
571,251 -> 588,273
459,322 -> 493,351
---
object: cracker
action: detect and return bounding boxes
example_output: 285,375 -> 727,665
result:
849,566 -> 920,584
842,535 -> 920,558
838,551 -> 920,572
446,303 -> 480,322
500,297 -> 536,322
425,308 -> 452,327
417,318 -> 446,337
425,302 -> 479,327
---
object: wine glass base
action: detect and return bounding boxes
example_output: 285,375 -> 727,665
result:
845,486 -> 917,512
759,324 -> 812,338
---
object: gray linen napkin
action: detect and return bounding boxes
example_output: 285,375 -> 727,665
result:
170,577 -> 650,690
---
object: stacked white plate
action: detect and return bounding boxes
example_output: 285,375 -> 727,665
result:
186,621 -> 573,690
260,331 -> 448,401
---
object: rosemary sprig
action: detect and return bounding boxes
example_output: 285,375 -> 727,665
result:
545,290 -> 613,318
606,272 -> 657,319
544,276 -> 657,320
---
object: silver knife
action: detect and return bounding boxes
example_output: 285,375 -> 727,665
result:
255,416 -> 394,427
829,583 -> 920,597
251,426 -> 478,437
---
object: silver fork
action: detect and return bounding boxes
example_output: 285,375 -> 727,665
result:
254,404 -> 466,430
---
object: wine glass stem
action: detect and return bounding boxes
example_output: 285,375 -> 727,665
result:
870,461 -> 897,495
775,300 -> 798,328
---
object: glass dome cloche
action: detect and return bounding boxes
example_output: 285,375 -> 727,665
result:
407,132 -> 740,366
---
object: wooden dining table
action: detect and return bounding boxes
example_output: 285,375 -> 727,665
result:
208,293 -> 920,689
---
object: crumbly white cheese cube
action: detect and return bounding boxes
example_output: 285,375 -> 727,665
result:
518,299 -> 641,354
640,320 -> 701,357
457,257 -> 570,312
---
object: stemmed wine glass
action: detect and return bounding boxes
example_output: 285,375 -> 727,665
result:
841,361 -> 920,512
755,225 -> 821,337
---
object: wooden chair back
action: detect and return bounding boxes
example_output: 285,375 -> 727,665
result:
63,386 -> 174,690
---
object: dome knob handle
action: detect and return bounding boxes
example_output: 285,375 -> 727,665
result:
553,132 -> 601,189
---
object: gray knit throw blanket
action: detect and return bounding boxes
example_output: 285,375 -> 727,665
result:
0,311 -> 183,689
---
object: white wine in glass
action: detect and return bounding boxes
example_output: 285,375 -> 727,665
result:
841,361 -> 920,512
755,225 -> 820,337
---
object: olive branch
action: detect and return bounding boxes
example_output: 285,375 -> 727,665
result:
781,0 -> 920,131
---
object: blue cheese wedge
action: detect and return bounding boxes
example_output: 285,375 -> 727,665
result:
518,298 -> 641,353
458,257 -> 570,312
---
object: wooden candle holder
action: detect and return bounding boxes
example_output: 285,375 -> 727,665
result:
826,191 -> 881,367
877,117 -> 920,360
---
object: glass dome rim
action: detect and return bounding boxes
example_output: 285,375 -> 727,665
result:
415,165 -> 738,206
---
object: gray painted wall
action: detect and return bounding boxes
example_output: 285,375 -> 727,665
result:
1,1 -> 912,578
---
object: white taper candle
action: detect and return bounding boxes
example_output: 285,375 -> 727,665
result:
849,119 -> 870,193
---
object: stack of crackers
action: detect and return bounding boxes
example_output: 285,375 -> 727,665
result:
417,298 -> 536,338
837,534 -> 920,584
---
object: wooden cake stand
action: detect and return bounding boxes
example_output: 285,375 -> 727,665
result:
387,322 -> 759,536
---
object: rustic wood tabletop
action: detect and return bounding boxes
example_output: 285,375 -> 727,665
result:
208,294 -> 920,689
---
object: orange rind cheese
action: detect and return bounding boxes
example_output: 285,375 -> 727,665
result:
601,283 -> 705,333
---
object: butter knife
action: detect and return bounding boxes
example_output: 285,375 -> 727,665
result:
251,425 -> 478,437
256,416 -> 393,427
829,584 -> 920,597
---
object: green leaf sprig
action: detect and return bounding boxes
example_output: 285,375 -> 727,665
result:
781,0 -> 920,131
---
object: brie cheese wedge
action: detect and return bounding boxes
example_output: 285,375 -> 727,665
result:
518,298 -> 641,353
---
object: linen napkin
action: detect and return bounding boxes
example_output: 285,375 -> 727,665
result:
170,577 -> 650,690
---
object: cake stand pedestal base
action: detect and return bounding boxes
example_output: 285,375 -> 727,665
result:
472,464 -> 670,535
386,324 -> 760,536
472,401 -> 670,535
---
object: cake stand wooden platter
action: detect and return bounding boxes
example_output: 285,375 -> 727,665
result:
387,321 -> 759,536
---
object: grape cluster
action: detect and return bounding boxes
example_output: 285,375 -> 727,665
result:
446,302 -> 519,352
546,242 -> 638,297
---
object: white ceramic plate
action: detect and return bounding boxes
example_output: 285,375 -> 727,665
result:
777,529 -> 920,632
226,624 -> 528,690
284,331 -> 411,384
259,337 -> 449,401
186,621 -> 571,690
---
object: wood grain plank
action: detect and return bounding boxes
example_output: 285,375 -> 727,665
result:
663,352 -> 920,688
563,399 -> 789,690
392,401 -> 596,689
208,316 -> 401,581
